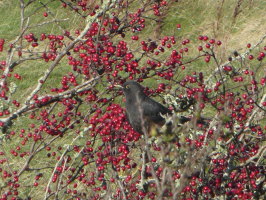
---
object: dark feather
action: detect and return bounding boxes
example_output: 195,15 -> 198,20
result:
121,81 -> 172,135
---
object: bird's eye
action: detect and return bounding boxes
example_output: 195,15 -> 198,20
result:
126,85 -> 130,89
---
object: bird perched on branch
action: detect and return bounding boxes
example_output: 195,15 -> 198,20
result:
115,81 -> 190,135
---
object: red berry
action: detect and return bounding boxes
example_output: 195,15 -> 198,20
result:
209,39 -> 215,44
216,40 -> 222,45
198,35 -> 203,40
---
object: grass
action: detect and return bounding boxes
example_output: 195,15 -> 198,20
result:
161,0 -> 266,56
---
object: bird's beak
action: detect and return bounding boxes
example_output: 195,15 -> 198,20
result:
113,84 -> 123,89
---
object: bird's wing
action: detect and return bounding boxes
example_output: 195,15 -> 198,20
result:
141,98 -> 172,126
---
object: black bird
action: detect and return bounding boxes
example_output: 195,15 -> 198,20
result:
118,81 -> 188,135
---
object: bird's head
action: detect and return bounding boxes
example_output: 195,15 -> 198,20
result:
122,81 -> 145,99
113,81 -> 146,101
